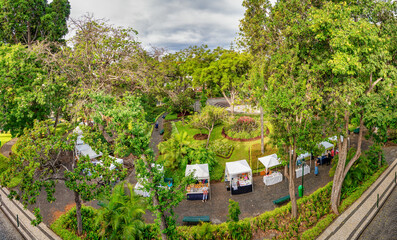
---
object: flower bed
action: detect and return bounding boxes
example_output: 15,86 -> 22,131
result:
222,116 -> 270,142
222,127 -> 269,142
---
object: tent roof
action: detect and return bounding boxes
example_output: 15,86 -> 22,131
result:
297,152 -> 311,161
226,160 -> 251,175
258,154 -> 281,169
329,135 -> 344,142
75,144 -> 102,159
73,126 -> 83,136
319,141 -> 334,150
185,164 -> 209,179
76,135 -> 84,145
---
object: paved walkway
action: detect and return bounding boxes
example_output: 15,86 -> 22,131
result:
0,208 -> 23,240
318,158 -> 397,240
359,186 -> 397,239
0,138 -> 17,158
0,187 -> 61,240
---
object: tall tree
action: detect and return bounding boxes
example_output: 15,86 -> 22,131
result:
200,50 -> 252,115
0,44 -> 50,136
3,120 -> 127,235
240,0 -> 273,153
308,1 -> 396,214
0,0 -> 70,47
190,105 -> 229,147
240,0 -> 325,218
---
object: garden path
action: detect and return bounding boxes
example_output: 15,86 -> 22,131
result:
0,138 -> 17,157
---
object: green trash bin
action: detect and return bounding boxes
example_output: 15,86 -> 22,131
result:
298,185 -> 304,197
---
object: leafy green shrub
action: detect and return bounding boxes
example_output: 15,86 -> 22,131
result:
165,113 -> 178,121
209,139 -> 234,158
51,205 -> 99,240
163,121 -> 172,140
63,206 -> 99,239
300,214 -> 336,240
339,164 -> 387,213
227,220 -> 252,240
0,154 -> 8,174
228,199 -> 241,222
341,146 -> 384,199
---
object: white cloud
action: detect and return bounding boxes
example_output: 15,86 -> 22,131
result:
67,0 -> 246,52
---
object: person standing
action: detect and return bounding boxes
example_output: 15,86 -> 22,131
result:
315,159 -> 319,176
202,186 -> 208,202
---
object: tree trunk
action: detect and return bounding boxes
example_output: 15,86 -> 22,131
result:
331,111 -> 364,214
53,108 -> 60,130
221,91 -> 234,115
152,193 -> 168,240
27,21 -> 32,48
260,106 -> 264,154
206,124 -> 214,148
290,138 -> 298,218
74,191 -> 83,236
142,156 -> 168,240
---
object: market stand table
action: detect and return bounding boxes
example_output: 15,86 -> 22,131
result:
185,164 -> 210,200
225,160 -> 253,195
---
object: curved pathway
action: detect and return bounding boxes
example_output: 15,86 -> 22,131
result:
0,138 -> 17,158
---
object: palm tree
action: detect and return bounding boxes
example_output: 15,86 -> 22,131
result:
95,182 -> 146,240
158,132 -> 190,170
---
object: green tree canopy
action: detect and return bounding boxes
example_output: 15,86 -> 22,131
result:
0,0 -> 70,46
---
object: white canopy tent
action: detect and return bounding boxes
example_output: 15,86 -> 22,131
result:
319,141 -> 334,150
297,152 -> 311,161
225,160 -> 253,195
329,135 -> 344,142
135,164 -> 164,197
75,144 -> 103,160
258,154 -> 281,171
185,164 -> 210,200
225,160 -> 252,177
185,164 -> 209,180
73,124 -> 123,170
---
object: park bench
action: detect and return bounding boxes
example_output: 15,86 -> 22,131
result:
182,216 -> 210,224
273,195 -> 291,205
159,129 -> 164,135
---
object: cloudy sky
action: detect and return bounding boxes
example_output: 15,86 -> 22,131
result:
67,0 -> 247,52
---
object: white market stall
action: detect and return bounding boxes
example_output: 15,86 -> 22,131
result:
185,164 -> 210,200
296,152 -> 311,178
225,160 -> 253,195
318,141 -> 334,165
296,164 -> 310,178
258,154 -> 283,186
134,164 -> 164,197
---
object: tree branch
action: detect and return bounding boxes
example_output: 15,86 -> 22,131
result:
365,77 -> 383,94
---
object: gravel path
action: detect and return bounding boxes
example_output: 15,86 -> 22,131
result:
0,208 -> 23,240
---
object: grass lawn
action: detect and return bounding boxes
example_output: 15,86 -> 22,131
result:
175,121 -> 275,181
0,132 -> 12,147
